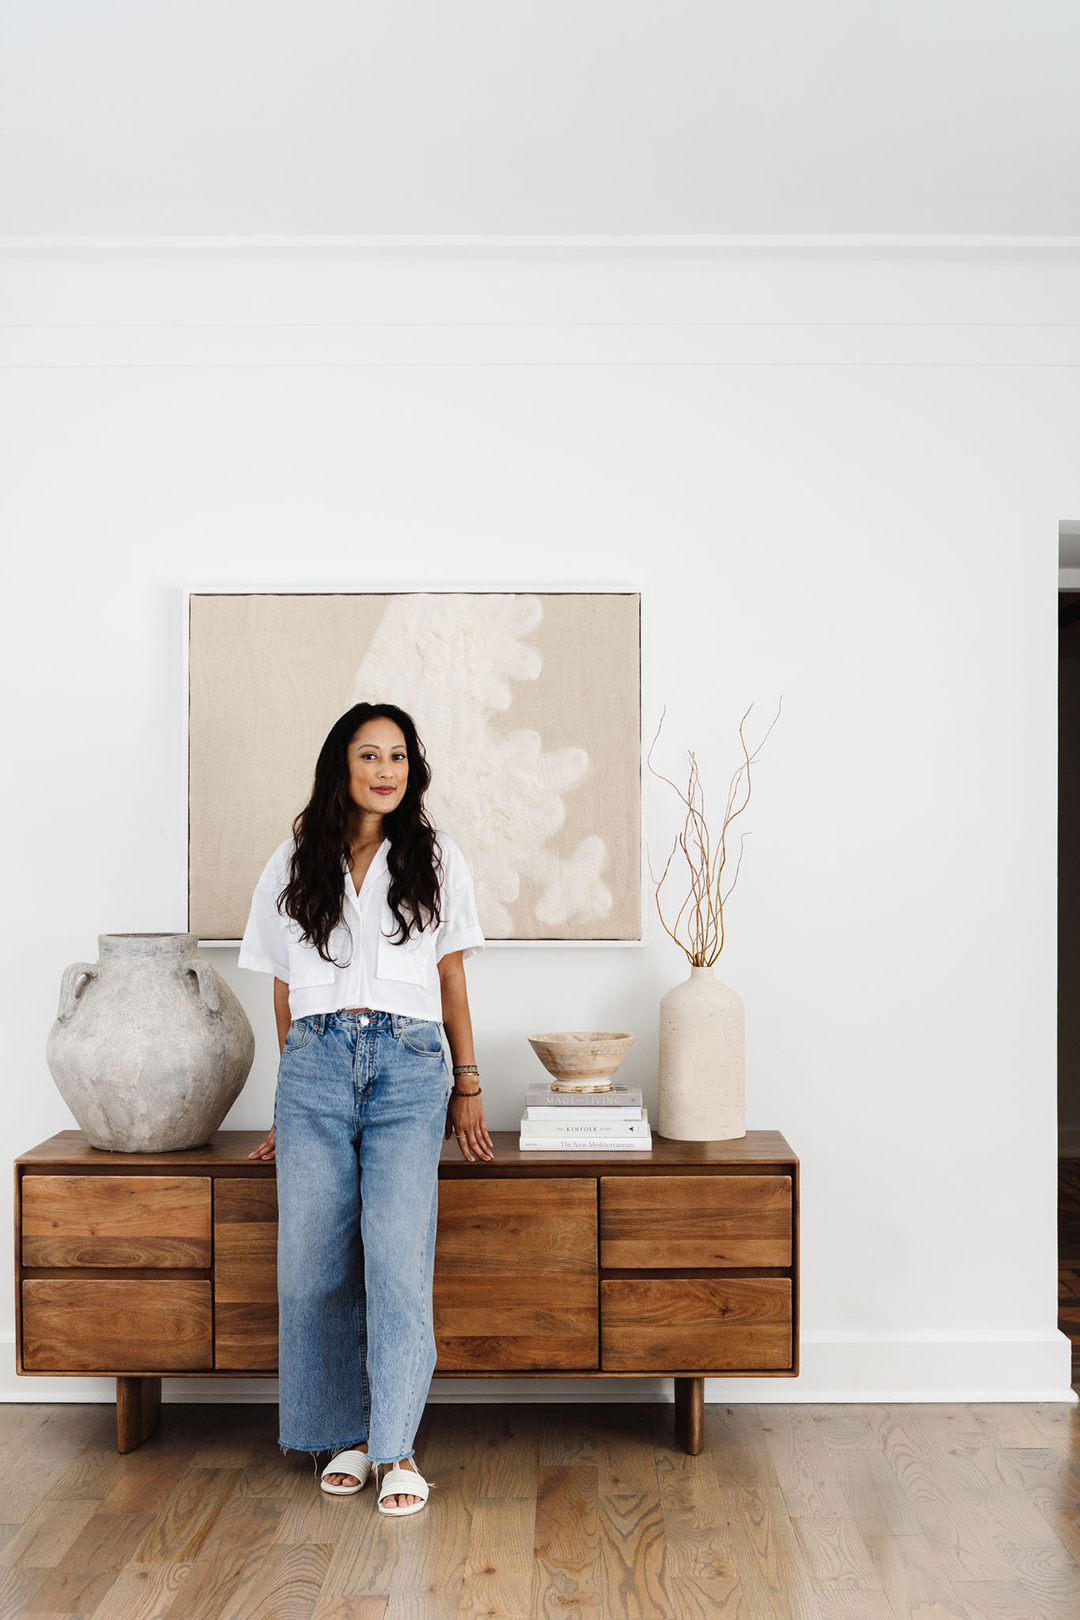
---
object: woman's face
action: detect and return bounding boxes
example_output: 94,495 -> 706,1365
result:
348,721 -> 409,814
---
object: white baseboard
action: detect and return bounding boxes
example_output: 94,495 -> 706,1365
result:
1,1330 -> 1074,1405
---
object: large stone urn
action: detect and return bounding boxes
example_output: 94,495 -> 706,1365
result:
658,963 -> 746,1141
46,933 -> 255,1152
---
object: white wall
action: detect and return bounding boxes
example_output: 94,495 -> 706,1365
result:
2,244 -> 1074,1404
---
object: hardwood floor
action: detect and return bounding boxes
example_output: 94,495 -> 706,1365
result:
2,1393 -> 1080,1619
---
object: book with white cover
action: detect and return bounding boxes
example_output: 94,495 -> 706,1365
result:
518,1135 -> 652,1151
526,1102 -> 643,1121
524,1083 -> 642,1110
519,1110 -> 650,1137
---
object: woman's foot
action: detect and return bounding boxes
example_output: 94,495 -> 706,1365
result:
323,1441 -> 368,1488
382,1455 -> 422,1509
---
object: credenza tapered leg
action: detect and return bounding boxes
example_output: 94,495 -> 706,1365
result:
116,1376 -> 161,1453
673,1376 -> 704,1454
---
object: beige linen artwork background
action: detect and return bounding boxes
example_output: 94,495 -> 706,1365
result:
187,591 -> 641,943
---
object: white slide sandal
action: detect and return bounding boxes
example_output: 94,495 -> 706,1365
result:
376,1460 -> 435,1516
319,1448 -> 372,1495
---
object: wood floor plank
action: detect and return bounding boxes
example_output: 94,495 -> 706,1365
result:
708,1405 -> 780,1489
598,1489 -> 670,1620
667,1572 -> 749,1619
828,1449 -> 922,1536
810,1590 -> 895,1619
654,1449 -> 732,1581
885,1453 -> 1020,1583
532,1558 -> 600,1620
130,1466 -> 240,1563
719,1482 -> 821,1620
0,1497 -> 100,1571
970,1405 -> 1050,1448
952,1577 -> 1048,1619
862,1531 -> 975,1620
317,1492 -> 398,1600
534,1465 -> 599,1566
758,1405 -> 859,1522
313,1598 -> 390,1620
0,1566 -> 54,1620
163,1493 -> 286,1620
19,1507 -> 152,1616
231,1542 -> 334,1620
540,1403 -> 663,1496
532,1465 -> 600,1618
456,1404 -> 539,1502
383,1465 -> 472,1619
90,1559 -> 195,1620
458,1497 -> 537,1619
97,1448 -> 201,1517
788,1510 -> 880,1588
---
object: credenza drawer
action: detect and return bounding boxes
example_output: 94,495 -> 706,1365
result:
21,1175 -> 211,1268
599,1174 -> 792,1268
22,1278 -> 212,1371
600,1276 -> 792,1371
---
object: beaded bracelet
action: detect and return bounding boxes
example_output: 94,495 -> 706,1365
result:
450,1083 -> 482,1098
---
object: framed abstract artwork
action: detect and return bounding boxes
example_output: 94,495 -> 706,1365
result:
184,587 -> 643,946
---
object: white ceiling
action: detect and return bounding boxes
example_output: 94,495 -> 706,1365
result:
2,1 -> 1079,239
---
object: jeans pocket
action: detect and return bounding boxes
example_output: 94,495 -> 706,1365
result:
399,1018 -> 444,1059
283,1018 -> 316,1053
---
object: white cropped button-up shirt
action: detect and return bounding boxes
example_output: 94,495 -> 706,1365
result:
238,830 -> 485,1022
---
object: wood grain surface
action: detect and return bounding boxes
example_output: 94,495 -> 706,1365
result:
2,1395 -> 1078,1620
600,1173 -> 792,1267
22,1175 -> 211,1268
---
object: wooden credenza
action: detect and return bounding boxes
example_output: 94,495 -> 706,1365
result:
14,1129 -> 800,1455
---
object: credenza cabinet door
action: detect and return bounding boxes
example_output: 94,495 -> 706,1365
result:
214,1179 -> 278,1370
434,1178 -> 598,1369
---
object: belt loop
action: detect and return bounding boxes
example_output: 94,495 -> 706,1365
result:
389,1011 -> 399,1039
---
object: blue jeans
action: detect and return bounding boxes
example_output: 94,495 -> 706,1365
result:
273,1007 -> 452,1465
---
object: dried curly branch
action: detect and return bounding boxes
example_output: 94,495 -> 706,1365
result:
646,697 -> 782,966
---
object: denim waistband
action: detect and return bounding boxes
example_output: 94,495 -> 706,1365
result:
294,1008 -> 431,1037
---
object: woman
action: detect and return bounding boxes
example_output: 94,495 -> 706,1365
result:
238,701 -> 495,1516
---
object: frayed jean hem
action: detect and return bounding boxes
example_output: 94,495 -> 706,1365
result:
279,1437 -> 367,1467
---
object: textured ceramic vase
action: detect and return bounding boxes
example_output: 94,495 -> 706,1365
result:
658,963 -> 746,1141
46,933 -> 256,1152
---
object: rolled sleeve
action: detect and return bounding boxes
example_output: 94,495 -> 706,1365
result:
238,851 -> 290,980
436,836 -> 487,964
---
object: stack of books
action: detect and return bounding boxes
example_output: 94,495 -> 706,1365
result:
519,1083 -> 651,1150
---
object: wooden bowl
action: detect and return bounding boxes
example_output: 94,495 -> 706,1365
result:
526,1030 -> 637,1091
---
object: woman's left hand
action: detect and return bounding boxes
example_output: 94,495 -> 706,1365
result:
446,1092 -> 494,1161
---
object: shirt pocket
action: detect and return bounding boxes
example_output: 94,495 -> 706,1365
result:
376,919 -> 435,985
283,917 -> 340,988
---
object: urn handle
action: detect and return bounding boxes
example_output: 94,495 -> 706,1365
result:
56,963 -> 98,1023
183,957 -> 221,1016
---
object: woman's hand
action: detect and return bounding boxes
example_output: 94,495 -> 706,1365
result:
248,1125 -> 275,1161
445,1092 -> 494,1161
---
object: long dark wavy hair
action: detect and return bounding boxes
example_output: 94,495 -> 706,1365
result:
275,702 -> 444,968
